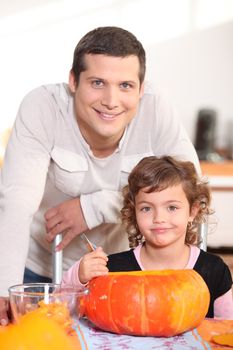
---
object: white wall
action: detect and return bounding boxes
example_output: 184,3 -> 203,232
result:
0,0 -> 233,150
207,191 -> 233,247
147,20 -> 233,148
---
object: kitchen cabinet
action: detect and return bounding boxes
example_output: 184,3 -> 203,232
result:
200,161 -> 233,248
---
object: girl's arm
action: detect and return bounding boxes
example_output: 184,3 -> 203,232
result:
61,259 -> 85,289
61,247 -> 108,288
214,289 -> 233,319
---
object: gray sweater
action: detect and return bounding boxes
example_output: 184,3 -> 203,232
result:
0,83 -> 199,295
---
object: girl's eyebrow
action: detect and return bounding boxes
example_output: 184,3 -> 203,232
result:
136,199 -> 183,205
165,200 -> 183,204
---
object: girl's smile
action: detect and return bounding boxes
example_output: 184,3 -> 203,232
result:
150,227 -> 172,234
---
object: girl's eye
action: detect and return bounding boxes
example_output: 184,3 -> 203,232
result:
92,80 -> 104,87
141,206 -> 151,212
168,205 -> 178,212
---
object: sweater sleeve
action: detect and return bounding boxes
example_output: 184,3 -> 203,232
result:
0,87 -> 55,295
61,259 -> 87,290
80,190 -> 123,229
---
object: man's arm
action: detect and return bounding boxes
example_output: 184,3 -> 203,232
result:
44,190 -> 123,250
0,87 -> 55,296
45,197 -> 88,250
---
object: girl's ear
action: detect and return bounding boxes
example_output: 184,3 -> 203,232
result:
189,202 -> 199,221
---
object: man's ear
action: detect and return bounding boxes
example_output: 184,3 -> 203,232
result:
139,81 -> 145,98
69,70 -> 76,93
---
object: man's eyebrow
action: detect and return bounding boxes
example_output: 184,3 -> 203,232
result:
86,76 -> 104,80
86,76 -> 137,85
120,80 -> 138,85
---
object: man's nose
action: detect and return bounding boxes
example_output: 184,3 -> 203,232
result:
101,87 -> 119,110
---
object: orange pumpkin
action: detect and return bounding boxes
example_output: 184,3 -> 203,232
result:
84,270 -> 210,337
0,303 -> 82,350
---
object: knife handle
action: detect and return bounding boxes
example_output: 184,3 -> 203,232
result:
52,234 -> 63,284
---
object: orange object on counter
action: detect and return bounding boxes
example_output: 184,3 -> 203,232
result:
0,302 -> 82,350
197,319 -> 233,349
212,333 -> 233,347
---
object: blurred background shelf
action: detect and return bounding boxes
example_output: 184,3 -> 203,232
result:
200,160 -> 233,176
200,160 -> 233,190
200,161 -> 233,250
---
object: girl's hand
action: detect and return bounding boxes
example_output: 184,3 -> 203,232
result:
78,247 -> 109,284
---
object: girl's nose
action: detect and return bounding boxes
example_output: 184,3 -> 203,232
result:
152,210 -> 166,223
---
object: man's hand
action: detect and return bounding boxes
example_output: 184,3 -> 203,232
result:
79,247 -> 109,284
0,297 -> 11,326
45,198 -> 88,251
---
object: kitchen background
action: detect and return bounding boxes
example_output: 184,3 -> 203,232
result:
0,0 -> 232,274
0,0 -> 233,151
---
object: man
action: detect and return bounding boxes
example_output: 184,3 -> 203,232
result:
0,26 -> 199,324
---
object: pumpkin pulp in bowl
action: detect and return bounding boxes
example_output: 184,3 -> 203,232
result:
0,283 -> 89,349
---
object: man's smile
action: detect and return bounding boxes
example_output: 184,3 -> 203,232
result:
94,108 -> 123,120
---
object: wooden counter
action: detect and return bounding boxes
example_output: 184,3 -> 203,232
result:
200,161 -> 233,191
200,161 -> 233,176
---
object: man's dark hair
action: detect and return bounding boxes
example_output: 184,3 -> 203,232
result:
71,26 -> 146,86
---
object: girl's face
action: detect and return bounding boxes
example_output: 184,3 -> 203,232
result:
135,183 -> 197,248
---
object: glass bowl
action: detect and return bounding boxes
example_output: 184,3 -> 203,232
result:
8,283 -> 88,324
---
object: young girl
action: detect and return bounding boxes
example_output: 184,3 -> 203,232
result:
62,156 -> 233,319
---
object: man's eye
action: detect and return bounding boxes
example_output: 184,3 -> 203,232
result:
92,80 -> 103,87
120,82 -> 131,89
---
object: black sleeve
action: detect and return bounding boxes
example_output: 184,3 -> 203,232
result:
107,250 -> 142,272
194,250 -> 233,317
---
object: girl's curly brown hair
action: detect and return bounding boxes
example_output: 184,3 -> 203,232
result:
121,156 -> 212,248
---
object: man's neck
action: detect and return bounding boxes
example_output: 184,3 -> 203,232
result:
83,130 -> 124,158
91,144 -> 118,158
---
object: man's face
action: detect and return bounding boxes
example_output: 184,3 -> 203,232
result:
69,54 -> 144,155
